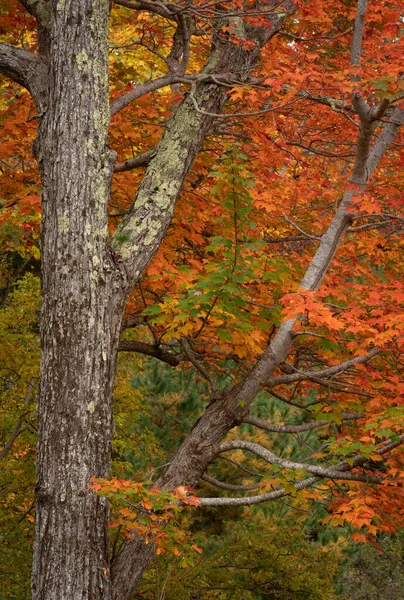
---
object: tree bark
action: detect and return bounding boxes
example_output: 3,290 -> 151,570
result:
31,2 -> 126,598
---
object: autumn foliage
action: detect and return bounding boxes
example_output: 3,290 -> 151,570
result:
1,0 -> 403,597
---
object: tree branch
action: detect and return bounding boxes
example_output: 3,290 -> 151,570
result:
0,379 -> 36,461
0,412 -> 29,461
113,0 -> 176,20
202,474 -> 260,491
110,4 -> 293,287
114,150 -> 154,173
118,340 -> 184,366
218,440 -> 382,483
366,107 -> 404,175
350,0 -> 368,70
268,348 -> 381,386
0,43 -> 47,108
199,435 -> 404,507
180,337 -> 218,395
243,412 -> 362,434
199,474 -> 321,507
110,75 -> 182,116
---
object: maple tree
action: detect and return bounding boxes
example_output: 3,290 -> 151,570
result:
0,0 -> 403,598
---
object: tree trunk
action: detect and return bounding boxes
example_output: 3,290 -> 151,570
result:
31,2 -> 126,598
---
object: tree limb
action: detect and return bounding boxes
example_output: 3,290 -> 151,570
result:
199,475 -> 321,507
202,474 -> 260,491
180,337 -> 218,394
0,43 -> 47,108
0,412 -> 29,461
113,0 -> 176,20
110,3 -> 294,287
243,412 -> 362,434
114,150 -> 154,173
268,348 -> 381,386
0,379 -> 36,461
350,0 -> 368,70
366,106 -> 404,175
218,440 -> 382,483
110,75 -> 183,116
118,340 -> 184,366
199,435 -> 404,507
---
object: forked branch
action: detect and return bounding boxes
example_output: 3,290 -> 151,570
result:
198,436 -> 403,507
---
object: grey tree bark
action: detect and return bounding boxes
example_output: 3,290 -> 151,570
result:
28,2 -> 125,598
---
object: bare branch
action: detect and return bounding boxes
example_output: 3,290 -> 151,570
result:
218,440 -> 381,483
350,0 -> 368,70
366,107 -> 404,174
218,454 -> 262,478
114,150 -> 154,173
180,337 -> 218,394
268,347 -> 381,386
286,140 -> 355,159
0,412 -> 29,461
0,379 -> 36,461
199,475 -> 320,506
264,234 -> 309,244
167,17 -> 191,77
202,474 -> 260,491
113,0 -> 175,20
298,91 -> 355,114
199,435 -> 404,507
110,75 -> 180,116
120,315 -> 147,330
282,214 -> 322,240
118,339 -> 184,366
110,72 -> 234,116
243,412 -> 362,434
350,94 -> 390,185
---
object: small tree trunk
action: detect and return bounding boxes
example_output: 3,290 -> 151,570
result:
31,2 -> 125,598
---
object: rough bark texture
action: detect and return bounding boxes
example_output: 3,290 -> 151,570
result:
31,2 -> 126,598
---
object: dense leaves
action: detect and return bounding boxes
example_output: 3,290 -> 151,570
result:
0,0 -> 403,598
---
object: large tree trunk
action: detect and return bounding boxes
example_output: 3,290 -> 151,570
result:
31,2 -> 126,598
